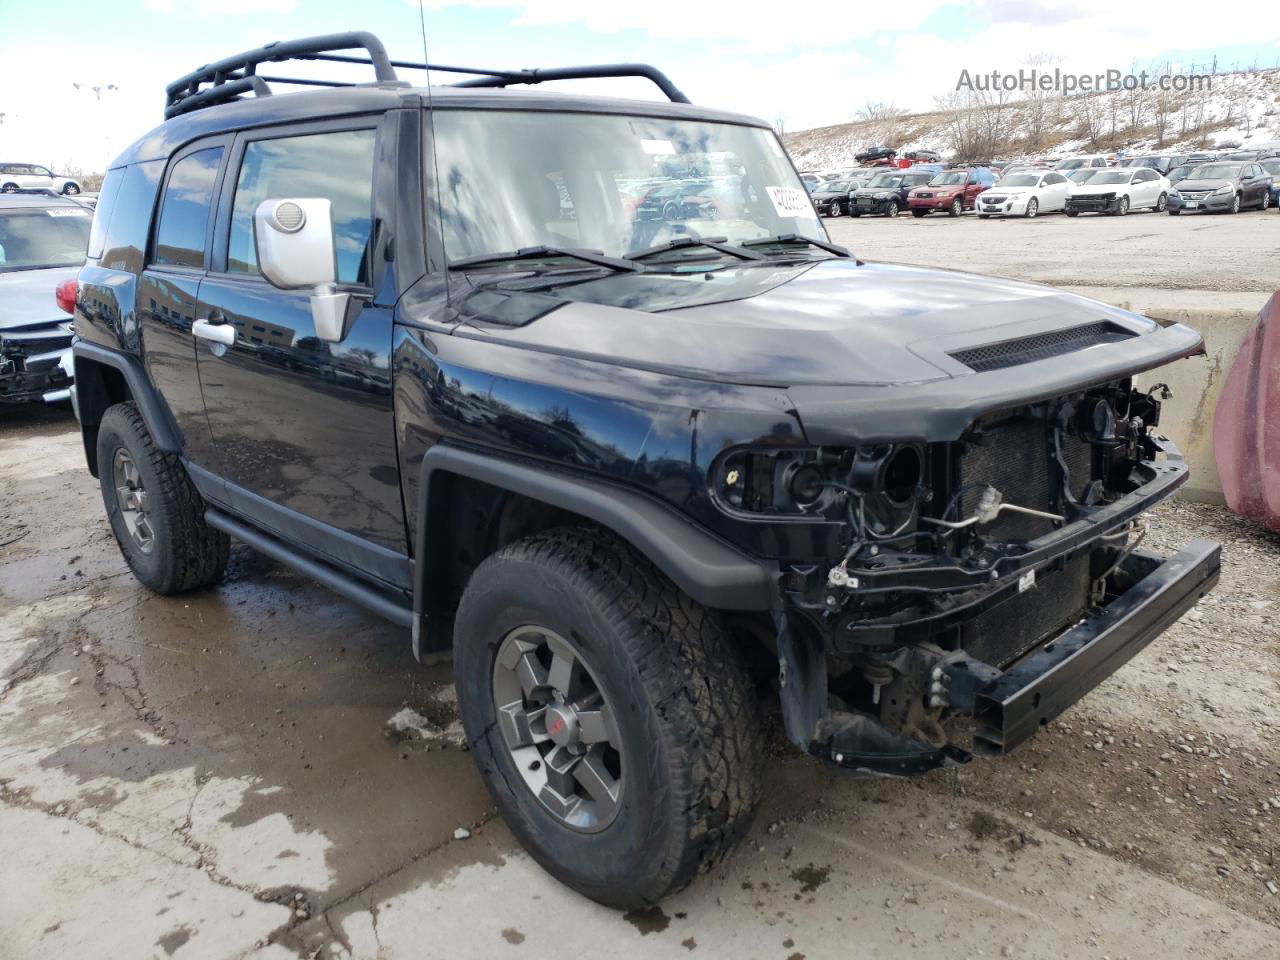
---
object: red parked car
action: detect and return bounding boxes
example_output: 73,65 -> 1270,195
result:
907,167 -> 997,217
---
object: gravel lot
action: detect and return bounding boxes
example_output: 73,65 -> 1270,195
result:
825,203 -> 1279,295
2,206 -> 1279,959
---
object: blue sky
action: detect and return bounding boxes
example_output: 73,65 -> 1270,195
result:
2,0 -> 1276,171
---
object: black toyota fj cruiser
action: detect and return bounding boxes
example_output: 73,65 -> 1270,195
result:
70,32 -> 1220,909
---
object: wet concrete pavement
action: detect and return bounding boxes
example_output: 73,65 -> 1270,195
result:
2,408 -> 1278,960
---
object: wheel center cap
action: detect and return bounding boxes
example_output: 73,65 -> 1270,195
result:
545,703 -> 579,747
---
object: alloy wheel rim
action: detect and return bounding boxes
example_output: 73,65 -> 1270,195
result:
112,449 -> 154,555
491,626 -> 623,833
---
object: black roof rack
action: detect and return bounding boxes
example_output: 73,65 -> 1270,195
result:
163,30 -> 690,120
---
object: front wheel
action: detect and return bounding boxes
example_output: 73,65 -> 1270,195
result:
96,403 -> 229,594
948,197 -> 963,217
1155,192 -> 1167,212
1024,198 -> 1039,219
61,182 -> 80,195
1259,191 -> 1271,211
1112,196 -> 1129,216
1065,208 -> 1079,217
453,528 -> 764,908
885,200 -> 900,217
827,202 -> 841,218
1226,193 -> 1241,215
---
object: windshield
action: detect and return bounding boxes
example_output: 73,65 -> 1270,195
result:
0,207 -> 91,272
1087,171 -> 1131,185
1067,170 -> 1097,183
1054,158 -> 1093,170
1263,161 -> 1280,175
431,109 -> 822,264
929,172 -> 967,186
866,174 -> 904,189
999,173 -> 1040,187
821,180 -> 851,192
1190,163 -> 1242,180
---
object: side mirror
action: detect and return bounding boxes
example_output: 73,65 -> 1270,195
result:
253,198 -> 352,343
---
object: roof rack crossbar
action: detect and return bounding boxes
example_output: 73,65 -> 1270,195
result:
164,31 -> 397,119
163,32 -> 691,119
451,64 -> 690,103
301,50 -> 690,102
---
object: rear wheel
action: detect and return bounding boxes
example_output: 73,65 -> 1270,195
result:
1065,208 -> 1079,217
96,403 -> 229,594
0,183 -> 17,194
453,528 -> 764,908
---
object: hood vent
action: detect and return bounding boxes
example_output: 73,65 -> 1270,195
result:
949,322 -> 1134,372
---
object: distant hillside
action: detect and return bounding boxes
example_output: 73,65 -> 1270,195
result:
783,69 -> 1280,169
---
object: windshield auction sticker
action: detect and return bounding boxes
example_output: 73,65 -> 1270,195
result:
766,185 -> 813,219
46,208 -> 89,217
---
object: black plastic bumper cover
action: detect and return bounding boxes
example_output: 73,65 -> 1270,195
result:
971,539 -> 1220,755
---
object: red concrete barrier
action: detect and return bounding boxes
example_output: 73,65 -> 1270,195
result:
1214,292 -> 1280,532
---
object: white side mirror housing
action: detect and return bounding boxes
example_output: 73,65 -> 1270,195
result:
253,197 -> 351,343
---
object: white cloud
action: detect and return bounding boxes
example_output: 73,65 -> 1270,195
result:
145,0 -> 299,13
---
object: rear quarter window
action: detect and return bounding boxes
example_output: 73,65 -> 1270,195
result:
87,168 -> 125,260
100,160 -> 164,273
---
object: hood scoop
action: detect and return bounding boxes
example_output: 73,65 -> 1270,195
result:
949,321 -> 1134,372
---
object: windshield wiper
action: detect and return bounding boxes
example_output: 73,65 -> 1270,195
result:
625,236 -> 767,263
449,245 -> 645,273
740,234 -> 852,258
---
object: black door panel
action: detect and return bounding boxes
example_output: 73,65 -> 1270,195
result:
195,278 -> 405,554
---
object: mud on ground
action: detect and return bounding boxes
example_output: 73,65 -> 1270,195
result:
1,408 -> 1277,960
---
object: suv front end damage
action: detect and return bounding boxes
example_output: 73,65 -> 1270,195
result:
714,379 -> 1221,774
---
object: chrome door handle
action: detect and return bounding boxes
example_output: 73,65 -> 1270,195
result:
192,320 -> 235,346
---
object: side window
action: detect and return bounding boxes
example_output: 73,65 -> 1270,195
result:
87,167 -> 126,260
153,147 -> 223,269
226,128 -> 375,285
101,160 -> 165,273
34,166 -> 52,178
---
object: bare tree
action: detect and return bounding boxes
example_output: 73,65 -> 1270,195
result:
1021,52 -> 1063,150
855,101 -> 909,123
773,113 -> 787,137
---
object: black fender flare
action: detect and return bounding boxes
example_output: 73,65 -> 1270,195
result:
72,341 -> 182,470
412,443 -> 778,658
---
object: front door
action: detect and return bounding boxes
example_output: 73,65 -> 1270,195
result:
194,119 -> 408,574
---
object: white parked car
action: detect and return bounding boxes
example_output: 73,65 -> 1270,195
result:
0,163 -> 83,196
1052,154 -> 1110,172
976,170 -> 1072,218
1064,167 -> 1170,216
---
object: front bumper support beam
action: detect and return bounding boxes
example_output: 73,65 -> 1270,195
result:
969,539 -> 1220,754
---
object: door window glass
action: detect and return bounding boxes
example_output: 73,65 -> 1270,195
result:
153,147 -> 223,268
226,128 -> 376,284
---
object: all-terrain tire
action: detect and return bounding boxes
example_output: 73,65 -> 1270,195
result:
96,402 -> 229,594
453,527 -> 764,908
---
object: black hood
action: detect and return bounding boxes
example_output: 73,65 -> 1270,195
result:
455,259 -> 1196,389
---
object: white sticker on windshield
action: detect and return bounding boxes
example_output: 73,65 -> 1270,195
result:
766,185 -> 813,219
640,139 -> 675,155
46,208 -> 89,217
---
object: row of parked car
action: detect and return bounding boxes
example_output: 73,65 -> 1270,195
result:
805,148 -> 1280,220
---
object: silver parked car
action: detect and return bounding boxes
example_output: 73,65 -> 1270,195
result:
0,162 -> 84,196
0,194 -> 90,403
